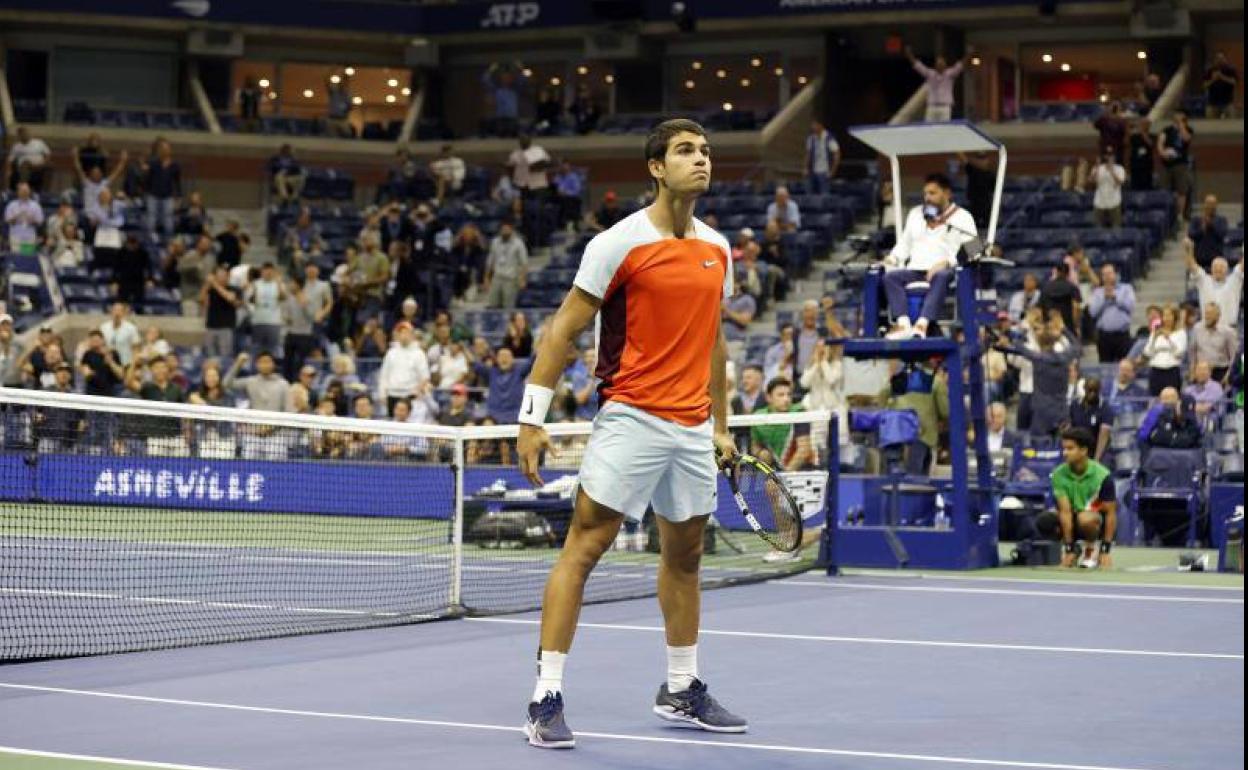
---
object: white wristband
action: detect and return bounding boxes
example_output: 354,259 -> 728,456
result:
518,384 -> 554,426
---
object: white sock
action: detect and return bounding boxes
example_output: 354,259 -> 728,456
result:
532,650 -> 566,702
667,644 -> 698,693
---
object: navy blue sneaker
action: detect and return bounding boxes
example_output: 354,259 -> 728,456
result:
524,691 -> 575,748
653,678 -> 748,733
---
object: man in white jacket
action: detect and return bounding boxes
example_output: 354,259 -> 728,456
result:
883,172 -> 977,340
377,321 -> 431,416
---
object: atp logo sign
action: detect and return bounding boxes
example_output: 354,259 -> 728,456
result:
480,3 -> 541,28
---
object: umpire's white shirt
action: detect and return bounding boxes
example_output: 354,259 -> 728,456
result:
889,204 -> 977,273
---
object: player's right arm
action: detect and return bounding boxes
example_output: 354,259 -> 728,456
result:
517,286 -> 601,485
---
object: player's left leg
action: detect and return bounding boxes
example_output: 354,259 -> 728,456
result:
648,429 -> 747,733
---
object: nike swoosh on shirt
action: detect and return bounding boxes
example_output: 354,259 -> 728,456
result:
702,260 -> 717,268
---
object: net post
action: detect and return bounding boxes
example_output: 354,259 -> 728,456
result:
449,432 -> 465,613
822,411 -> 840,576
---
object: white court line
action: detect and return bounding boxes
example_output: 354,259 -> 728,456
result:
776,580 -> 1244,604
466,618 -> 1245,660
0,682 -> 1171,770
838,571 -> 1245,592
0,745 -> 238,770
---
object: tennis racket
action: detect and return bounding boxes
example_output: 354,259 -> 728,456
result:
721,454 -> 803,553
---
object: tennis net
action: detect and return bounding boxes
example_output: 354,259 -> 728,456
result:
0,387 -> 831,661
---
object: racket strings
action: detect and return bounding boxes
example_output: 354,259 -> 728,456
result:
734,462 -> 802,551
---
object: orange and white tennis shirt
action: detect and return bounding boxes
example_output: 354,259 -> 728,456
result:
572,208 -> 733,427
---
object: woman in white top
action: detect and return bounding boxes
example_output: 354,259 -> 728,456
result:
799,340 -> 849,455
1142,304 -> 1187,396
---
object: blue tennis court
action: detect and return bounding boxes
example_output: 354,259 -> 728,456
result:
2,573 -> 1241,770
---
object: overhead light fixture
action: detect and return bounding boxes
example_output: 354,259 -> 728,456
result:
1060,63 -> 1071,72
351,95 -> 363,105
401,87 -> 411,96
522,68 -> 533,77
385,94 -> 396,103
267,91 -> 277,100
797,75 -> 808,85
387,78 -> 399,87
576,65 -> 588,75
550,76 -> 561,86
740,78 -> 751,87
1099,93 -> 1109,103
258,78 -> 270,88
604,74 -> 615,84
971,56 -> 982,66
302,89 -> 314,98
773,67 -> 784,76
716,69 -> 727,78
722,102 -> 733,111
1042,53 -> 1053,63
685,79 -> 695,89
1137,50 -> 1148,60
691,61 -> 703,70
330,75 -> 341,84
750,58 -> 761,67
344,67 -> 356,76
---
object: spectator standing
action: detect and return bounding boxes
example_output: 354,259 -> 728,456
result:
246,263 -> 287,356
49,221 -> 84,270
485,221 -> 529,309
451,223 -> 488,300
77,330 -> 125,398
481,61 -> 528,137
503,312 -> 534,358
1157,110 -> 1194,222
904,46 -> 970,122
302,262 -> 333,338
378,203 -> 414,255
1067,378 -> 1114,462
766,186 -> 801,232
1089,148 -> 1126,228
138,358 -> 188,457
3,182 -> 43,254
721,287 -> 757,342
1088,265 -> 1135,362
959,151 -> 996,229
997,328 -> 1081,440
1142,305 -> 1187,396
569,84 -> 602,134
438,383 -> 475,427
46,201 -> 79,253
377,321 -> 431,415
325,77 -> 353,138
238,76 -> 262,132
1136,73 -> 1165,111
176,191 -> 211,237
1008,273 -> 1041,322
763,325 -> 797,384
1092,101 -> 1127,164
1190,303 -> 1237,383
535,88 -> 563,135
795,300 -> 825,375
1187,195 -> 1228,272
4,126 -> 51,192
143,139 -> 181,238
100,303 -> 141,368
73,133 -> 108,177
282,274 -> 320,381
430,144 -> 466,203
224,351 -> 290,412
269,144 -> 304,204
1184,239 -> 1244,324
1204,52 -> 1239,119
1127,119 -> 1156,191
200,264 -> 241,360
553,161 -> 584,231
112,234 -> 153,307
804,120 -> 841,195
215,221 -> 245,270
1106,359 -> 1149,416
346,234 -> 391,322
799,339 -> 849,449
507,135 -> 552,201
1039,260 -> 1082,336
73,144 -> 127,220
87,189 -> 126,273
178,235 -> 215,316
476,346 -> 531,423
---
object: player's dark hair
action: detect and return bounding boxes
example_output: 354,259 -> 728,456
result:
644,118 -> 707,190
924,172 -> 953,191
1061,427 -> 1095,452
766,376 -> 793,395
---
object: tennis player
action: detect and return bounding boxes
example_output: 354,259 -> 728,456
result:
516,118 -> 746,748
